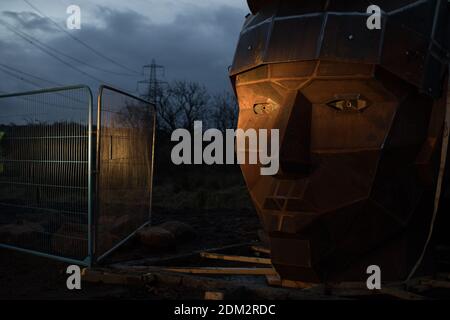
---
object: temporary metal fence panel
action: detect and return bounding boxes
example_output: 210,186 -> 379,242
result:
0,84 -> 155,265
95,85 -> 155,262
0,86 -> 94,266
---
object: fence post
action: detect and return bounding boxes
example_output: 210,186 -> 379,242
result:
87,86 -> 94,267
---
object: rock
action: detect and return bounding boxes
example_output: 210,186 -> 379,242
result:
137,226 -> 175,250
0,221 -> 44,244
110,215 -> 131,236
159,221 -> 196,243
51,223 -> 88,257
96,231 -> 121,254
97,214 -> 132,239
97,215 -> 114,227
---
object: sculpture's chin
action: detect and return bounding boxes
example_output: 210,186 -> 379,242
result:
246,182 -> 437,282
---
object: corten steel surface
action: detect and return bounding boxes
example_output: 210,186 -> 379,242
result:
230,0 -> 450,282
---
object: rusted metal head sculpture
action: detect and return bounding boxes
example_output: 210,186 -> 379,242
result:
230,0 -> 449,282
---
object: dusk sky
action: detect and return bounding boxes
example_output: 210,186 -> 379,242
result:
0,0 -> 249,95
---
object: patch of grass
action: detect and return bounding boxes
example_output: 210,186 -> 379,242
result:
152,165 -> 253,210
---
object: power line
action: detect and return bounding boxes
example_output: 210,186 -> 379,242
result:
0,65 -> 44,89
23,0 -> 141,76
0,19 -> 114,85
0,17 -> 134,79
0,65 -> 91,107
0,63 -> 63,87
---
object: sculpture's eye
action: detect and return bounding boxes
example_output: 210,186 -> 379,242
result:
253,102 -> 275,115
327,95 -> 369,112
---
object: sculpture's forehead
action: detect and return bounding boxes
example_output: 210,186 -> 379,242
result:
232,0 -> 449,98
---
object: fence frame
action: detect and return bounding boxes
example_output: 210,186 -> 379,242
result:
0,85 -> 94,266
0,84 -> 156,266
94,85 -> 156,263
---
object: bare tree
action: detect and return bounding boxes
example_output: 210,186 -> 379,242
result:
155,81 -> 210,132
156,85 -> 181,132
170,81 -> 209,131
117,101 -> 154,130
211,92 -> 239,132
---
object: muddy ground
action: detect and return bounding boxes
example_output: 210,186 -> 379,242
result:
0,205 -> 260,300
2,161 -> 450,300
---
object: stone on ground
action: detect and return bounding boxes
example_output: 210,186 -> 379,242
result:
0,221 -> 44,244
137,226 -> 176,250
159,221 -> 196,242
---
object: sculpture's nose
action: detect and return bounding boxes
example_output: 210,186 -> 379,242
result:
279,92 -> 313,177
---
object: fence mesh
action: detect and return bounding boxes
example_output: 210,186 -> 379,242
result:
0,87 -> 92,263
95,86 -> 155,260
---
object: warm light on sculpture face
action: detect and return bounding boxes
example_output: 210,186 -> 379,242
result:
230,0 -> 448,282
233,61 -> 445,281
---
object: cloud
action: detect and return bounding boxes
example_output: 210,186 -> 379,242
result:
94,6 -> 148,34
2,10 -> 56,32
0,2 -> 248,95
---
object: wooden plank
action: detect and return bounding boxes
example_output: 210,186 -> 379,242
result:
420,279 -> 450,289
330,287 -> 425,300
81,267 -> 341,299
162,267 -> 278,276
153,271 -> 341,300
332,289 -> 386,298
204,291 -> 225,300
266,274 -> 282,286
200,252 -> 272,265
81,268 -> 146,286
325,281 -> 425,300
265,274 -> 316,289
379,288 -> 425,300
328,282 -> 369,290
112,242 -> 254,268
436,273 -> 450,281
251,246 -> 271,255
280,279 -> 316,289
405,276 -> 433,293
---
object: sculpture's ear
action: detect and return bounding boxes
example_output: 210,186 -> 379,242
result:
247,0 -> 274,14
